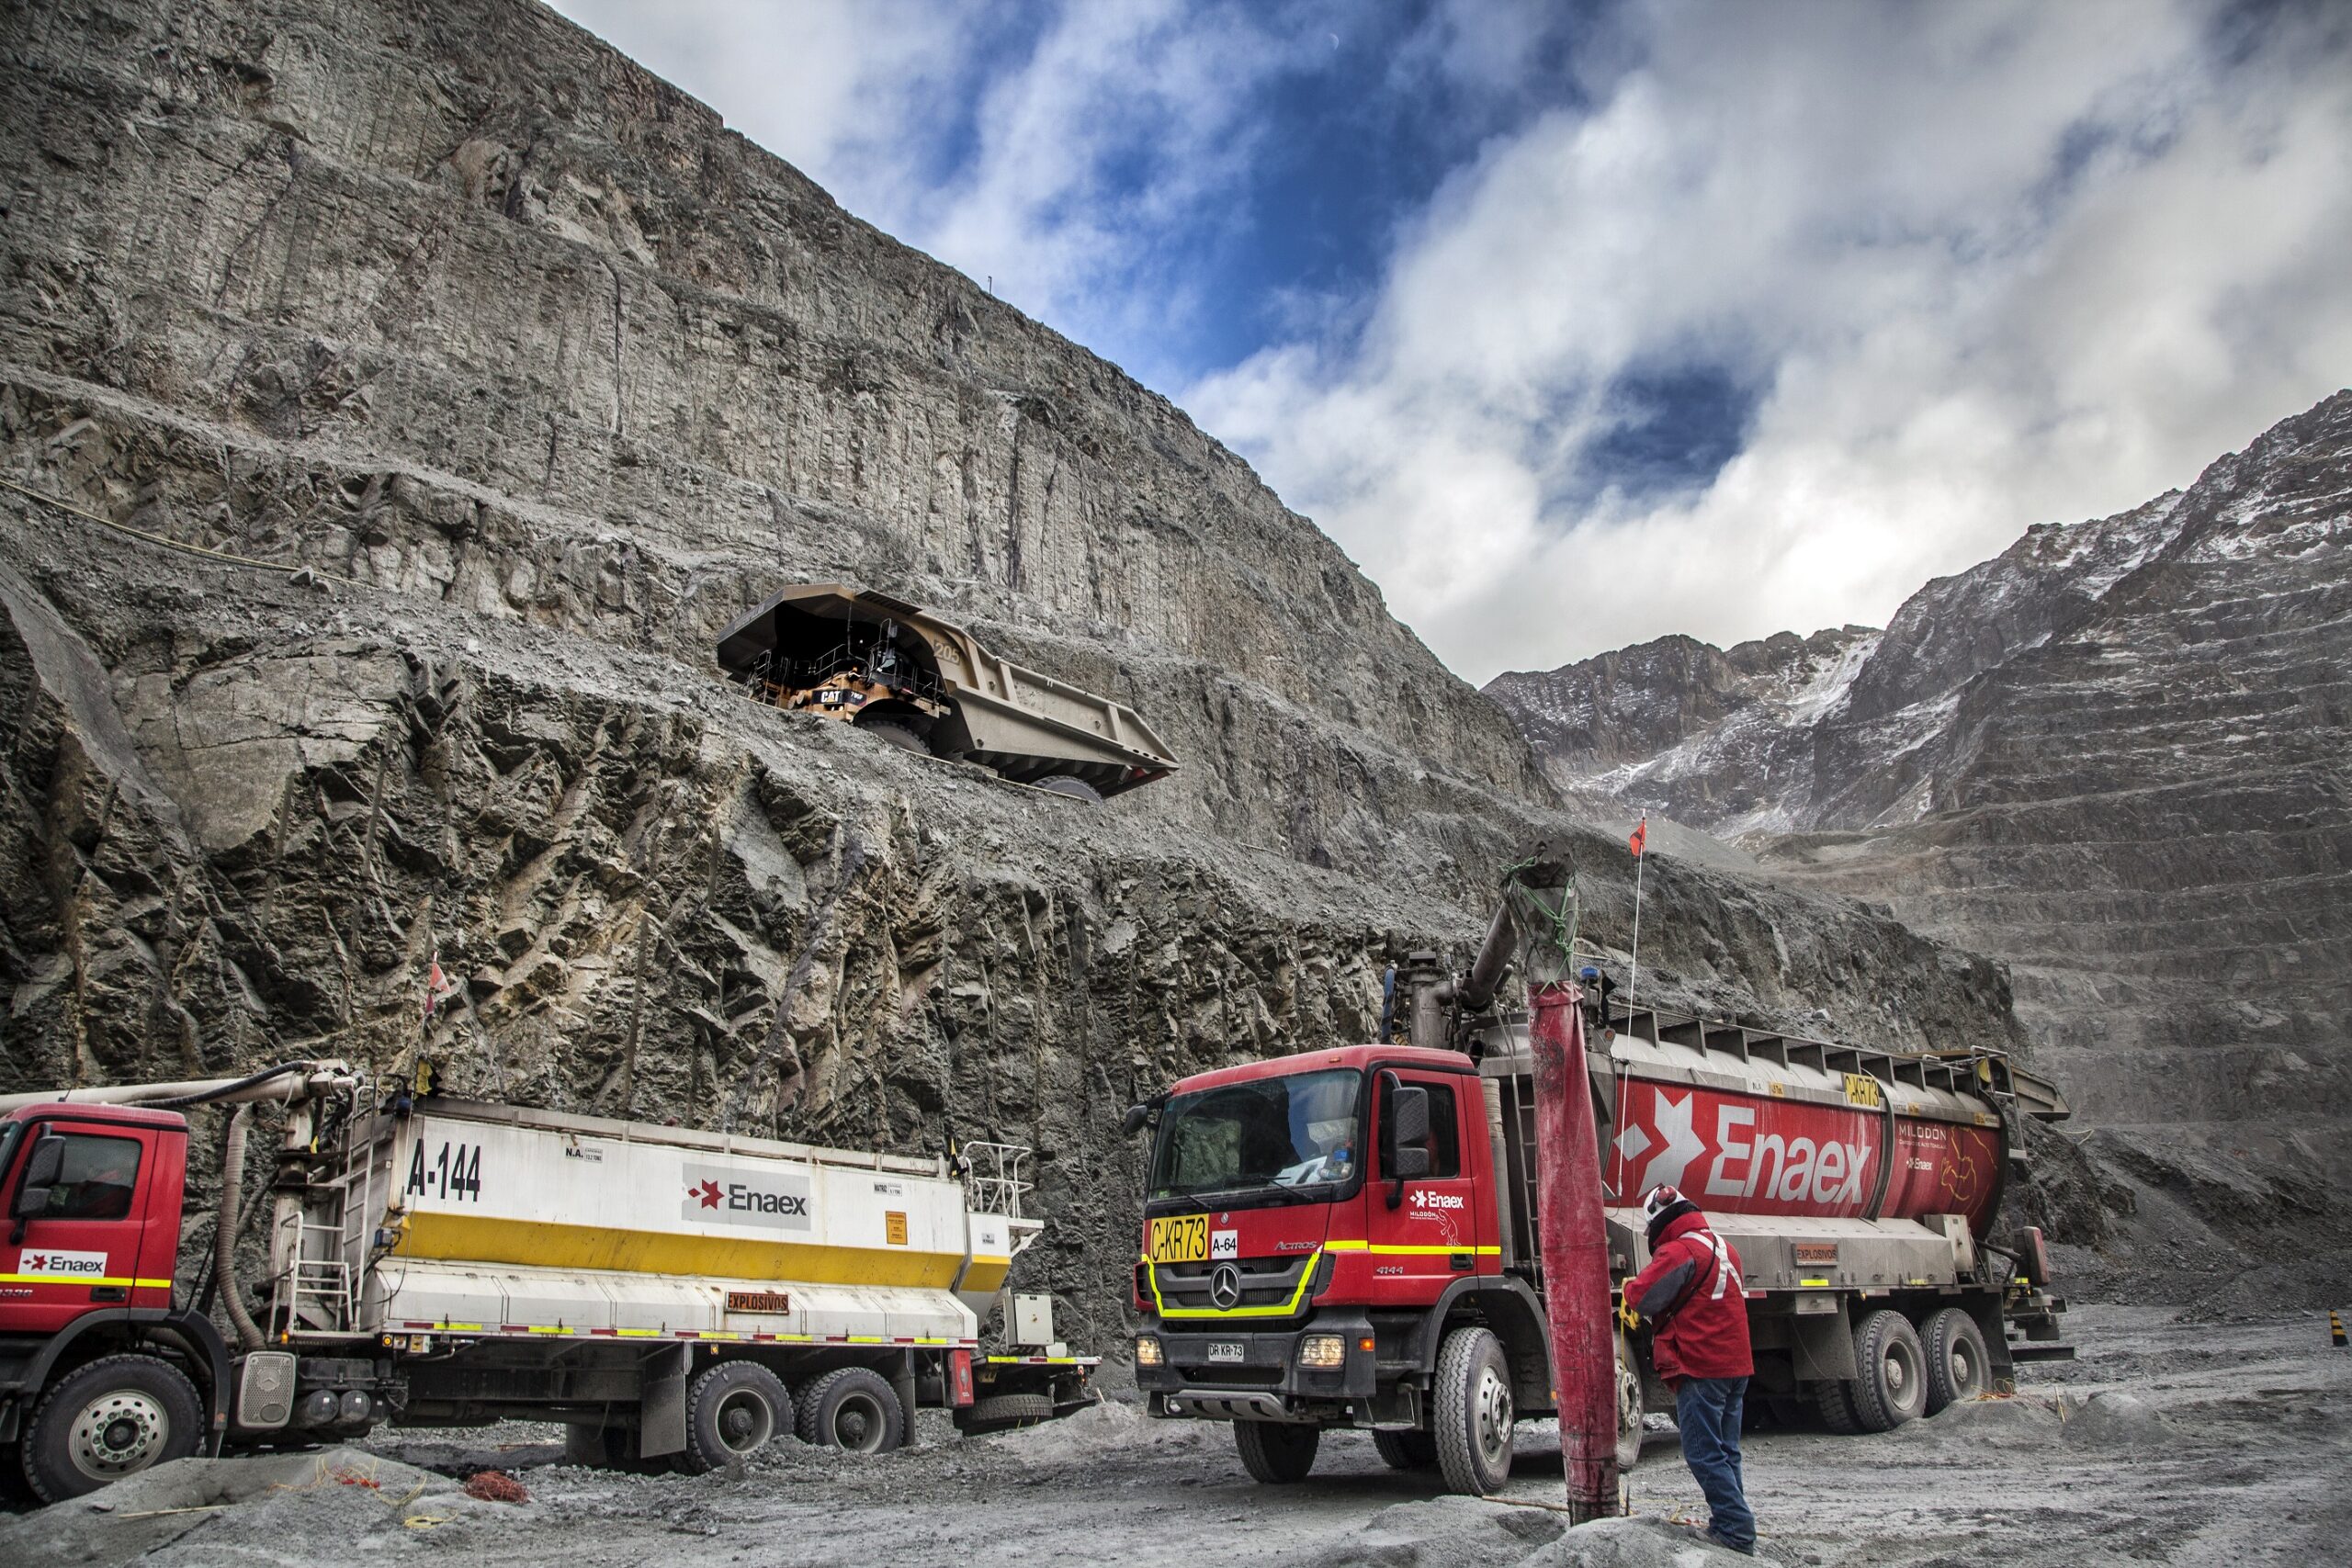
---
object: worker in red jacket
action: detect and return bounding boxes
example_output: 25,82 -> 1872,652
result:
1623,1184 -> 1756,1555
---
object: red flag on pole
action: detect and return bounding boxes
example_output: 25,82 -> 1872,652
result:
1628,816 -> 1647,858
424,955 -> 447,1024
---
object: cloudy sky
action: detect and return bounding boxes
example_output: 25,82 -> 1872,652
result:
553,0 -> 2352,682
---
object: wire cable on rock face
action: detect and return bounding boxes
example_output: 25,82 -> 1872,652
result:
0,473 -> 360,586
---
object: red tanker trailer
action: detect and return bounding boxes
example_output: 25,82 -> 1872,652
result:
1123,874 -> 2072,1495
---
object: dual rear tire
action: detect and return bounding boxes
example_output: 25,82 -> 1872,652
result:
1816,1306 -> 1989,1433
565,1361 -> 907,1474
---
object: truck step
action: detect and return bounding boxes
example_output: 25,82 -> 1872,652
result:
2007,1343 -> 2077,1362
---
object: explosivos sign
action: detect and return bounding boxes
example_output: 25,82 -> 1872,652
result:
681,1164 -> 814,1231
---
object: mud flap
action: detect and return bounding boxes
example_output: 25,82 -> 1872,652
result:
1792,1300 -> 1858,1382
639,1344 -> 688,1458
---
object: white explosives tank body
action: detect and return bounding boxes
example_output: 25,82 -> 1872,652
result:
272,1100 -> 1022,1348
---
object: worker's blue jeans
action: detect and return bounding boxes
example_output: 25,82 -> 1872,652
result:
1674,1376 -> 1756,1552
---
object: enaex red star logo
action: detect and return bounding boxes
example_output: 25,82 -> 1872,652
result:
690,1180 -> 721,1209
27,1255 -> 45,1269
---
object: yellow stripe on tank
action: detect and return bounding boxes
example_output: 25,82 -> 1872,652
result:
957,1256 -> 1014,1294
396,1213 -> 967,1288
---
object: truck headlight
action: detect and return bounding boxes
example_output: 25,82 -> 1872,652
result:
1298,1333 -> 1347,1369
1135,1336 -> 1163,1367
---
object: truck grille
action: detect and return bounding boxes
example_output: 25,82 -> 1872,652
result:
1150,1254 -> 1315,1314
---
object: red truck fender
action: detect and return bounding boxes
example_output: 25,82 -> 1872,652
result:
0,1307 -> 232,1451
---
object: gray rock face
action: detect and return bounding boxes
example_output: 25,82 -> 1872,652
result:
1488,393 -> 2352,1303
1,0 -> 2045,1329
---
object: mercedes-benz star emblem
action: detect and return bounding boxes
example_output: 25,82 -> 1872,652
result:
1209,1263 -> 1243,1310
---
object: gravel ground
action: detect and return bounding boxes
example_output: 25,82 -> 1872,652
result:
8,1305 -> 2346,1567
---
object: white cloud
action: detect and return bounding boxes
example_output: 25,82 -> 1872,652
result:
1186,0 -> 2352,682
548,1 -> 982,213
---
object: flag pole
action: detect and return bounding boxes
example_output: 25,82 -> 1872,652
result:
1626,815 -> 1647,1018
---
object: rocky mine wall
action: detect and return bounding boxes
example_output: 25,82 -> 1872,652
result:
0,0 -> 2060,1337
1490,394 -> 2352,1305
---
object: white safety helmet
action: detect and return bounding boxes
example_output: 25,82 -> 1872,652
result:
1642,1183 -> 1686,1223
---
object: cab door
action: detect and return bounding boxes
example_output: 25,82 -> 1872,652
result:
1364,1069 -> 1482,1304
3,1118 -> 167,1334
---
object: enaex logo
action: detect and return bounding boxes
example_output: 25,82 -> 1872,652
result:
682,1165 -> 814,1229
1409,1189 -> 1465,1210
17,1250 -> 106,1278
688,1179 -> 808,1217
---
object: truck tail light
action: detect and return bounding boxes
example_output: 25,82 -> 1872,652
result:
949,1348 -> 975,1407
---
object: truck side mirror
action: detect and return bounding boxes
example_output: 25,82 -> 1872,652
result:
1385,1085 -> 1431,1205
10,1134 -> 65,1222
1389,1087 -> 1430,1151
1120,1104 -> 1152,1138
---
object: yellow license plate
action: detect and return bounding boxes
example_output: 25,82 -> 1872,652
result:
1148,1214 -> 1209,1264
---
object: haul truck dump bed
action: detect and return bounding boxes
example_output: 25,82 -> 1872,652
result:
0,1066 -> 1092,1501
716,582 -> 1177,803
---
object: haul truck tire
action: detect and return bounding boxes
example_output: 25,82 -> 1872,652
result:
1848,1309 -> 1928,1432
797,1368 -> 904,1454
1372,1429 -> 1437,1470
679,1362 -> 794,1472
1033,774 -> 1103,804
854,712 -> 929,752
1921,1307 -> 1990,1414
1233,1419 -> 1318,1483
1432,1325 -> 1515,1495
20,1354 -> 204,1502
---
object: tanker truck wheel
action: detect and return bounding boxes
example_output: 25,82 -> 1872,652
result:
1431,1325 -> 1515,1495
1847,1309 -> 1928,1432
797,1367 -> 904,1454
679,1362 -> 794,1472
1814,1379 -> 1863,1435
1372,1429 -> 1436,1470
1233,1419 -> 1319,1483
1614,1328 -> 1646,1471
20,1354 -> 203,1502
1920,1307 -> 1991,1414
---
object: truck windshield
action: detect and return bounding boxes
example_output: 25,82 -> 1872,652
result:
1149,1069 -> 1360,1201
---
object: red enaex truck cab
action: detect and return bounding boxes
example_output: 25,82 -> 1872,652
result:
0,1102 -> 232,1498
1129,981 -> 2073,1495
1132,1043 -> 1557,1492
